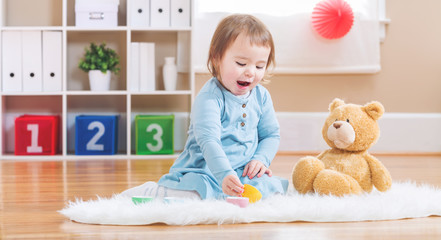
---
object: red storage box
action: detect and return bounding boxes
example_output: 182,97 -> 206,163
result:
15,115 -> 60,155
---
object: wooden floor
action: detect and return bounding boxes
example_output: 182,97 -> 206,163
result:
1,154 -> 441,239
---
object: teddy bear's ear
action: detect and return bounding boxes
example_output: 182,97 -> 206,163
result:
363,101 -> 384,120
329,98 -> 345,112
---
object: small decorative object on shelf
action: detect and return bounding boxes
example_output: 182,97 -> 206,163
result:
163,57 -> 177,91
78,42 -> 120,91
311,0 -> 354,39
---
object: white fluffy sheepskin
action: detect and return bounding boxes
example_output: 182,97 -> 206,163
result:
59,181 -> 441,225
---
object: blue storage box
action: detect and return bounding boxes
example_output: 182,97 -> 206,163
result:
75,115 -> 118,155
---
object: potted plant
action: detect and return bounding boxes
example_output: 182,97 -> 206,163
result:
78,42 -> 120,91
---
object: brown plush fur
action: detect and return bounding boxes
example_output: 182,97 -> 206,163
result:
292,98 -> 392,196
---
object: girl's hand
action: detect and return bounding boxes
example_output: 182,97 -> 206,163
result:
222,175 -> 244,197
242,160 -> 273,179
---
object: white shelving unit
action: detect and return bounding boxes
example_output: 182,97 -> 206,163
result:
0,0 -> 194,160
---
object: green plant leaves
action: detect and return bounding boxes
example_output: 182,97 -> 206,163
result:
78,42 -> 120,74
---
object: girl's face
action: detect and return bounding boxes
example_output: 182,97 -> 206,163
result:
217,33 -> 271,96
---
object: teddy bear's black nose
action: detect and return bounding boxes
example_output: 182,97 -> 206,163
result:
333,122 -> 342,129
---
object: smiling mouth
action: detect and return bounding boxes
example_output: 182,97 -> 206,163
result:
237,81 -> 251,87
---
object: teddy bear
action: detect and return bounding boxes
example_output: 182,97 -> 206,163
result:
292,98 -> 392,196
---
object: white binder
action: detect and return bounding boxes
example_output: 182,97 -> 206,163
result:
150,0 -> 170,27
42,31 -> 62,92
171,0 -> 191,27
139,42 -> 155,91
2,31 -> 22,92
22,31 -> 43,92
130,42 -> 140,91
131,0 -> 149,27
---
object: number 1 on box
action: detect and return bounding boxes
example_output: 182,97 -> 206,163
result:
27,124 -> 43,153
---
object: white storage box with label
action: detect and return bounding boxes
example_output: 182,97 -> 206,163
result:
75,0 -> 120,27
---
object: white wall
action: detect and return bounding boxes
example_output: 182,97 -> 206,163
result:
278,112 -> 441,153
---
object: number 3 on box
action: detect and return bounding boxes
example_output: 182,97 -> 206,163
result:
146,123 -> 163,152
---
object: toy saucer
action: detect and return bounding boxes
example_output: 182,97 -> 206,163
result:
226,196 -> 249,208
132,196 -> 154,205
163,197 -> 186,204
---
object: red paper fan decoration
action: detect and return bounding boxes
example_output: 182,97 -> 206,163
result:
311,0 -> 354,39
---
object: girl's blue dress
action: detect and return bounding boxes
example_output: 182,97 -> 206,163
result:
158,78 -> 288,199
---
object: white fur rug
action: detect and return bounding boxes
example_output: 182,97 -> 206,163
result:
59,181 -> 441,225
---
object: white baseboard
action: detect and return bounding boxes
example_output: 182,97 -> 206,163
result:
277,112 -> 441,153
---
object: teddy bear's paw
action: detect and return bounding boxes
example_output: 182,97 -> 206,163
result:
292,157 -> 325,194
343,175 -> 363,195
313,170 -> 362,197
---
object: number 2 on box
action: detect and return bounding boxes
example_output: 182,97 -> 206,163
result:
146,123 -> 163,152
87,121 -> 105,151
27,124 -> 43,153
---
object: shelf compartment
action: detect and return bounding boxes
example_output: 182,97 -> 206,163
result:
1,95 -> 63,155
67,31 -> 127,91
130,95 -> 190,155
66,95 -> 127,156
131,31 -> 191,91
2,0 -> 62,27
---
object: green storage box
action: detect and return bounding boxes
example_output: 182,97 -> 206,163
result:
135,115 -> 174,155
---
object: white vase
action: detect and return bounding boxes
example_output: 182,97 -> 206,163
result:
163,57 -> 177,91
88,70 -> 111,91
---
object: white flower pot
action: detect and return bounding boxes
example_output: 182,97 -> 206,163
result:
163,57 -> 177,91
89,70 -> 111,91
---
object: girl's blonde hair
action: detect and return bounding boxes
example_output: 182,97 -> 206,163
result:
207,14 -> 275,82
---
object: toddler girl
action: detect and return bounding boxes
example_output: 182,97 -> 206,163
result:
122,14 -> 288,200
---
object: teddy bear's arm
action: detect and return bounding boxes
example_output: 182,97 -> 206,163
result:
364,153 -> 392,192
316,150 -> 329,160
